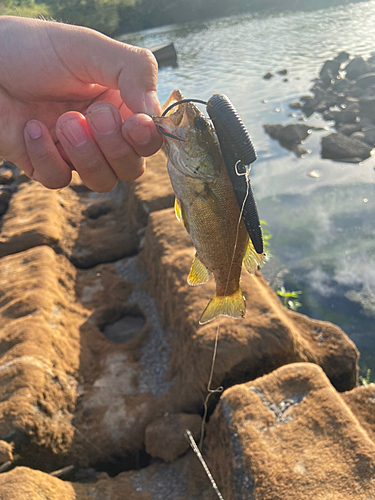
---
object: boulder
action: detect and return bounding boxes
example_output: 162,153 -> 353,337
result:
288,101 -> 302,109
0,167 -> 14,185
345,56 -> 370,81
355,73 -> 375,90
321,132 -> 372,161
0,188 -> 11,215
0,467 -> 76,500
0,441 -> 13,463
263,72 -> 274,79
319,59 -> 340,85
334,51 -> 350,63
0,452 -> 212,499
359,96 -> 375,122
205,363 -> 375,500
342,384 -> 375,444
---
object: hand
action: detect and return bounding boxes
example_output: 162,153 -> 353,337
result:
0,16 -> 163,192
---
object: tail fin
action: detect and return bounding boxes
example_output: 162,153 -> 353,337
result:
199,288 -> 246,325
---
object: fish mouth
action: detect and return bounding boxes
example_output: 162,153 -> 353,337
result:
153,115 -> 186,142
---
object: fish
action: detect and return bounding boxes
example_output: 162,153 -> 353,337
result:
153,90 -> 264,325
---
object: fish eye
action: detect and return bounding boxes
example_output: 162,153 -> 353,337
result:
194,116 -> 208,131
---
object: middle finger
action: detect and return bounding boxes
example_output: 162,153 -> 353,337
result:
56,111 -> 118,192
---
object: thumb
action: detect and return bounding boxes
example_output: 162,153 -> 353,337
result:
44,21 -> 161,115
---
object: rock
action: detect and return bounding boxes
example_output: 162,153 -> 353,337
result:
334,51 -> 350,63
350,131 -> 367,142
0,168 -> 14,185
338,103 -> 361,124
205,363 -> 375,500
0,452 -> 212,499
362,126 -> 375,147
264,123 -> 312,144
0,441 -> 13,463
277,69 -> 288,75
319,59 -> 340,85
0,179 -> 138,267
332,77 -> 350,93
342,384 -> 375,444
336,122 -> 362,135
145,413 -> 202,462
263,123 -> 322,156
0,467 -> 76,500
288,101 -> 302,109
0,188 -> 11,215
263,72 -> 274,79
345,56 -> 370,81
321,132 -> 372,161
355,72 -> 375,90
359,96 -> 375,122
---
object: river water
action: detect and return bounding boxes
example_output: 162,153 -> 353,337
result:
120,1 -> 375,376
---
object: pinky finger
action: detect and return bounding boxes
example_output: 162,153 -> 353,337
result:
24,120 -> 72,189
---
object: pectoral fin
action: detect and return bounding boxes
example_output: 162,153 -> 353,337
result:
174,198 -> 182,221
187,255 -> 212,286
199,288 -> 246,325
243,237 -> 264,274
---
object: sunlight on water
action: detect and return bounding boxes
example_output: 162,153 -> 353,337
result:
121,1 -> 375,371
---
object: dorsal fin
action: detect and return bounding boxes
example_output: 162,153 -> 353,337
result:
187,254 -> 212,286
243,237 -> 264,274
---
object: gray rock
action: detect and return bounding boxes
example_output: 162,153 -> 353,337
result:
345,56 -> 370,81
0,189 -> 11,215
334,51 -> 350,63
321,132 -> 372,161
361,126 -> 375,147
277,69 -> 288,75
355,73 -> 375,90
264,123 -> 311,145
336,123 -> 362,136
359,96 -> 375,122
263,72 -> 274,80
320,59 -> 340,84
289,101 -> 302,109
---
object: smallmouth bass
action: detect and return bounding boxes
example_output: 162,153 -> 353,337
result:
153,90 -> 264,325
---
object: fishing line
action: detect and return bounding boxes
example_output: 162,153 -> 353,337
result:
161,98 -> 208,117
199,160 -> 251,450
185,429 -> 225,500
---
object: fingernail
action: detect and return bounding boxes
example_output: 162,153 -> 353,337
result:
88,107 -> 117,135
129,125 -> 152,146
26,121 -> 42,140
145,91 -> 161,116
60,119 -> 88,147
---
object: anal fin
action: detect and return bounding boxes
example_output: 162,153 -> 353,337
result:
188,254 -> 212,286
243,237 -> 264,274
199,288 -> 246,325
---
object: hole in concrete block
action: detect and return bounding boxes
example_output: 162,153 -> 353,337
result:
100,308 -> 146,344
84,200 -> 113,220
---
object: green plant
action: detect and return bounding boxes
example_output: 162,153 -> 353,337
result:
359,369 -> 374,386
277,286 -> 302,311
260,220 -> 272,258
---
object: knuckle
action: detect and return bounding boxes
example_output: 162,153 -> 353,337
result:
136,47 -> 158,73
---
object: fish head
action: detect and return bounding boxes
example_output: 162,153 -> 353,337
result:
153,90 -> 222,179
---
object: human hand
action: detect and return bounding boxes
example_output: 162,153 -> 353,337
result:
0,16 -> 163,192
